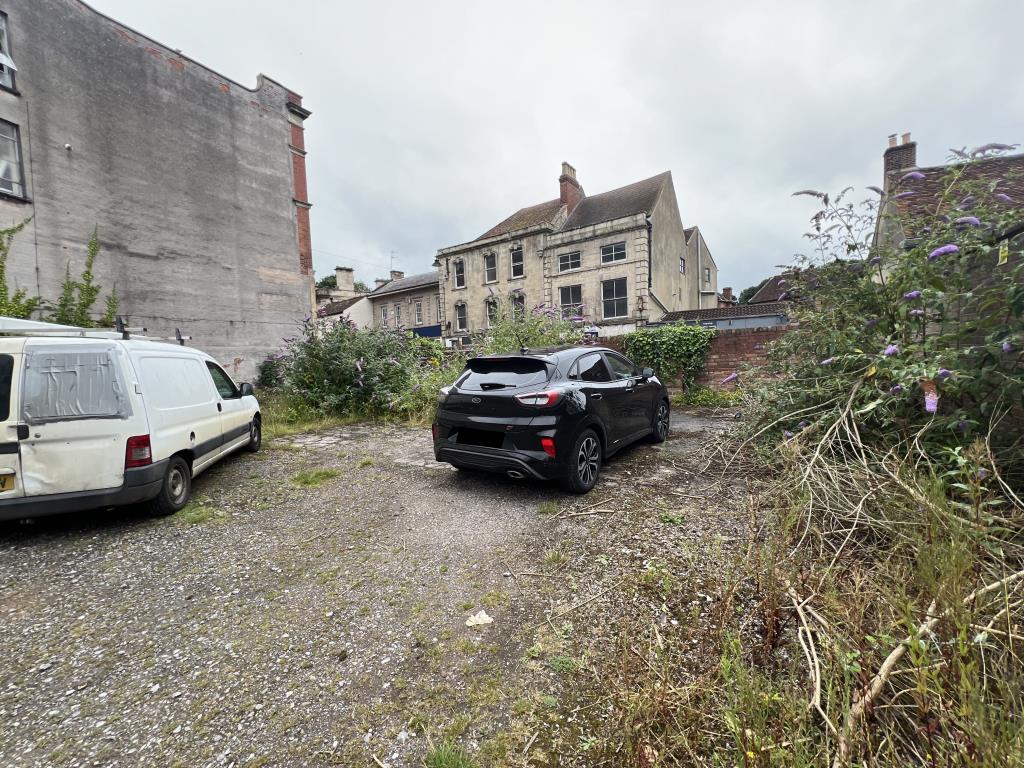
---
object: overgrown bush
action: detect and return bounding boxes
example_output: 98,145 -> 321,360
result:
49,228 -> 118,327
672,386 -> 744,408
623,324 -> 715,387
476,295 -> 584,354
0,219 -> 39,319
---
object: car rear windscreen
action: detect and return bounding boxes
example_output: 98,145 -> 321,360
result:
458,358 -> 550,391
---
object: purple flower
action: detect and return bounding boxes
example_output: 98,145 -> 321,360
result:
1003,340 -> 1014,354
977,468 -> 991,480
957,420 -> 968,432
928,244 -> 959,261
958,195 -> 976,210
820,357 -> 835,366
994,192 -> 1014,203
721,372 -> 738,384
797,420 -> 809,429
909,309 -> 925,317
884,344 -> 900,357
866,185 -> 884,195
865,318 -> 879,328
903,290 -> 922,300
893,191 -> 915,200
955,216 -> 981,228
778,291 -> 789,300
937,368 -> 952,379
889,384 -> 904,395
900,171 -> 926,182
868,256 -> 881,266
783,430 -> 794,439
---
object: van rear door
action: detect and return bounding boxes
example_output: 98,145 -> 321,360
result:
18,341 -> 143,497
0,348 -> 25,499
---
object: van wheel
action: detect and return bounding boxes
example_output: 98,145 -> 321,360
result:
145,456 -> 192,517
246,417 -> 262,453
560,429 -> 601,494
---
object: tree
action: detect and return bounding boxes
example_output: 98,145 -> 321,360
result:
738,278 -> 769,304
49,228 -> 118,327
354,279 -> 369,293
316,274 -> 337,290
0,218 -> 40,319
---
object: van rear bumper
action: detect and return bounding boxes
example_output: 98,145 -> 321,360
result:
0,460 -> 168,522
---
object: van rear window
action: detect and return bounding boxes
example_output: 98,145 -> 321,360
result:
457,358 -> 550,391
21,345 -> 132,423
0,354 -> 12,422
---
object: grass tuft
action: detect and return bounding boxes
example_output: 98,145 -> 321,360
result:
291,468 -> 341,487
425,741 -> 477,768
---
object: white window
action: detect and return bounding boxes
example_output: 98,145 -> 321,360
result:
380,304 -> 388,327
510,246 -> 524,278
0,120 -> 24,198
679,256 -> 686,274
485,299 -> 498,327
414,300 -> 423,325
602,278 -> 627,319
704,267 -> 711,284
558,251 -> 581,272
601,242 -> 626,263
511,292 -> 526,317
455,302 -> 467,331
453,260 -> 465,288
484,253 -> 497,283
0,14 -> 16,91
559,285 -> 583,319
394,303 -> 402,326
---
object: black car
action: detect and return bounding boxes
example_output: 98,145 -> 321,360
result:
432,345 -> 670,493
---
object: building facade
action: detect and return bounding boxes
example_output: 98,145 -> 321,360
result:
435,164 -> 717,341
0,0 -> 313,378
368,271 -> 443,338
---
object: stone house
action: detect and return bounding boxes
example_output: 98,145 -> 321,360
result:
368,270 -> 443,338
434,163 -> 717,341
0,0 -> 313,379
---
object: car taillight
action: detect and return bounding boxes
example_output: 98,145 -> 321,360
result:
125,434 -> 152,469
540,437 -> 556,458
514,390 -> 562,407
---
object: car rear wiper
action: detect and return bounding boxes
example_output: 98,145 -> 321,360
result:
479,382 -> 510,390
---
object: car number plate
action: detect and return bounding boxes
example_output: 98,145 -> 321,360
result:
0,473 -> 15,491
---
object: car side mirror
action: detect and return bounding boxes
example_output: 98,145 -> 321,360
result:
240,382 -> 254,397
642,367 -> 655,380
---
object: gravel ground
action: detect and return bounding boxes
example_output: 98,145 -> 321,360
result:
0,411 -> 749,767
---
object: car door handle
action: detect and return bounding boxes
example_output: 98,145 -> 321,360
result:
217,403 -> 222,412
591,393 -> 603,400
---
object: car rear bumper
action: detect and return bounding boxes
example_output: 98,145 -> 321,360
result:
0,460 -> 168,522
434,442 -> 562,480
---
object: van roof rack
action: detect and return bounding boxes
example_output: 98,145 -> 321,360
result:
0,316 -> 191,346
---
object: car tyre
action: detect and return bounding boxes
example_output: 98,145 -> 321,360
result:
560,428 -> 601,494
144,456 -> 192,517
246,417 -> 262,453
649,399 -> 670,443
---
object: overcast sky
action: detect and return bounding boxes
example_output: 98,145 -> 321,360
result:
88,0 -> 1024,293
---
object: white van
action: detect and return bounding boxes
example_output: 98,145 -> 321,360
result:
0,319 -> 261,521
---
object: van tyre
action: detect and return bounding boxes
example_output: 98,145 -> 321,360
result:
560,428 -> 601,494
246,417 -> 262,453
649,399 -> 670,443
145,456 -> 192,517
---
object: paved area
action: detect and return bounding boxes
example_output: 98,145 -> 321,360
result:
0,412 -> 746,767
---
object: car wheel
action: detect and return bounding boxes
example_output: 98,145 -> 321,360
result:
649,399 -> 670,443
560,428 -> 601,494
246,417 -> 262,453
144,456 -> 192,517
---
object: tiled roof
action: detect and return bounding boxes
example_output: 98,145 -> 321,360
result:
662,302 -> 789,323
478,199 -> 564,240
368,271 -> 439,297
886,152 -> 1024,230
317,295 -> 364,317
563,172 -> 670,230
747,272 -> 798,304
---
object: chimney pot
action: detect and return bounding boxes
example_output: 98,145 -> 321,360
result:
883,132 -> 918,189
888,134 -> 898,148
901,132 -> 912,145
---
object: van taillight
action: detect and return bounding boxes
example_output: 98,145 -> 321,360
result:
125,434 -> 152,468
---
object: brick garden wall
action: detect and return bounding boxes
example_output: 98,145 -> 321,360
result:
698,325 -> 792,389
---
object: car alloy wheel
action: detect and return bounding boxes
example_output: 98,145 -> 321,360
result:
577,436 -> 600,486
657,402 -> 670,439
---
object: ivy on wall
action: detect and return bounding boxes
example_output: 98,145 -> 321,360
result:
623,324 -> 716,388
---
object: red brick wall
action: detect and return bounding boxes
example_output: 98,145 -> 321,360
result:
295,206 -> 312,275
698,325 -> 792,389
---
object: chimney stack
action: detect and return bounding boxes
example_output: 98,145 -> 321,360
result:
722,287 -> 734,300
334,266 -> 355,297
883,131 -> 917,190
559,162 -> 584,215
390,270 -> 405,281
374,278 -> 389,290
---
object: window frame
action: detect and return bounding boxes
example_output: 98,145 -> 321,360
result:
394,302 -> 402,326
483,252 -> 497,284
414,300 -> 423,325
206,361 -> 241,400
600,241 -> 626,264
0,13 -> 17,94
569,352 -> 612,383
453,259 -> 466,289
558,284 -> 583,319
454,302 -> 468,332
380,304 -> 388,327
601,277 -> 628,319
604,352 -> 639,380
679,256 -> 686,274
0,118 -> 26,200
704,267 -> 712,284
485,299 -> 498,328
510,246 -> 524,279
558,251 -> 581,273
511,292 -> 526,317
